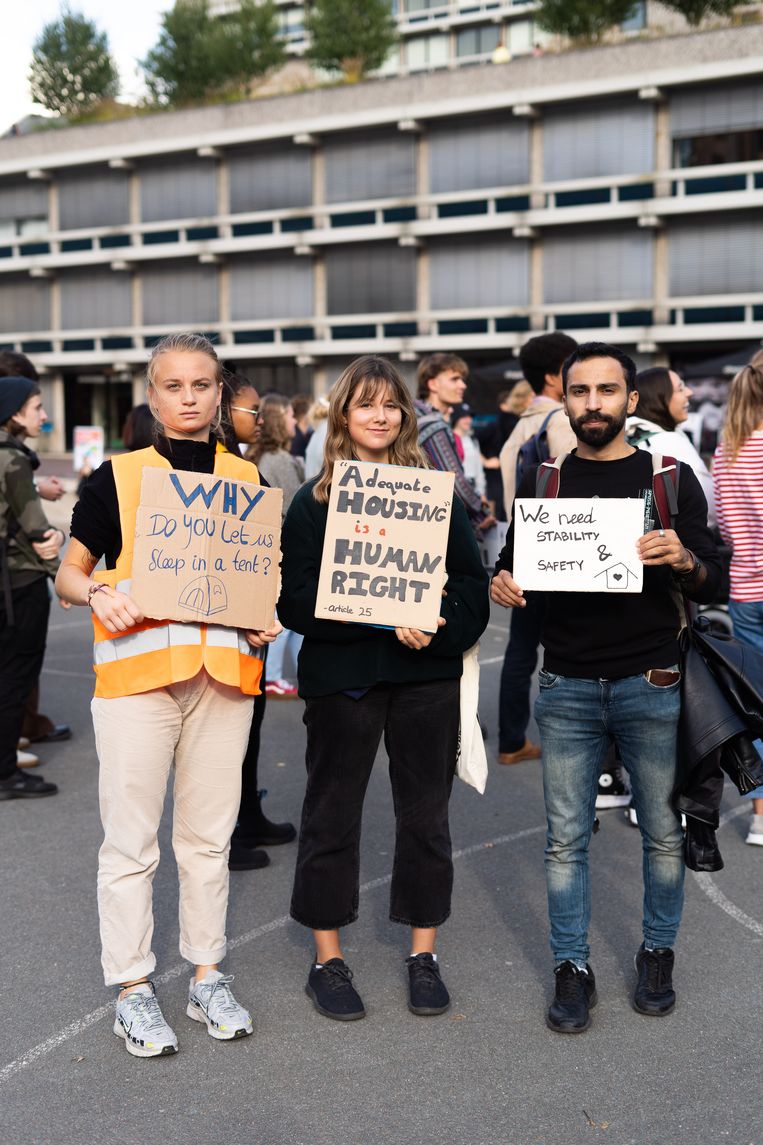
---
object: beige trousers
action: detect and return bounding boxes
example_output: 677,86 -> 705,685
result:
92,670 -> 253,986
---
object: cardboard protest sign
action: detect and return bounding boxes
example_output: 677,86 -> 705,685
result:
513,497 -> 644,593
315,460 -> 455,632
130,467 -> 282,629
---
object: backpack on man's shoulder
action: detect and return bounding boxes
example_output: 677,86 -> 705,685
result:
535,452 -> 681,530
514,408 -> 562,494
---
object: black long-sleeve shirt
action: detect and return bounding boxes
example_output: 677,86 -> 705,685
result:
495,450 -> 722,680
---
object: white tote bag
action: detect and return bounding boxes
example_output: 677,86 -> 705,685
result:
456,643 -> 488,794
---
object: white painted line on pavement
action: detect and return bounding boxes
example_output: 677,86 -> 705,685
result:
0,824 -> 545,1088
691,803 -> 763,939
479,656 -> 504,666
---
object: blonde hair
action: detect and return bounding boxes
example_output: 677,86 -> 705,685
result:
145,332 -> 223,435
313,356 -> 428,504
720,363 -> 763,462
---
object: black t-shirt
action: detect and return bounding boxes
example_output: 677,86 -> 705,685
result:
496,449 -> 722,680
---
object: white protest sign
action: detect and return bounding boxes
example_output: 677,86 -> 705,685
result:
513,497 -> 644,593
315,460 -> 455,632
130,467 -> 282,629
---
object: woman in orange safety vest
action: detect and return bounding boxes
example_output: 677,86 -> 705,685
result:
56,332 -> 280,1059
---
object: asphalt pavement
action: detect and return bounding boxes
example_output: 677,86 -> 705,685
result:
1,592 -> 762,1145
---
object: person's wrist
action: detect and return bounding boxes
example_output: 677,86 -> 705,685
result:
674,550 -> 700,579
86,581 -> 109,608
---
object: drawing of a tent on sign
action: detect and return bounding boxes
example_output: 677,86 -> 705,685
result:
178,575 -> 228,616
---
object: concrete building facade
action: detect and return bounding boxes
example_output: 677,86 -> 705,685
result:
0,23 -> 761,450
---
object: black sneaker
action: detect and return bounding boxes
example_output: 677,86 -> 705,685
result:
632,944 -> 675,1016
546,961 -> 597,1034
406,952 -> 450,1016
595,768 -> 630,809
306,958 -> 365,1021
228,837 -> 270,871
0,769 -> 58,800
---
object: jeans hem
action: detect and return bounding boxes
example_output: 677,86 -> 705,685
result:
290,907 -> 358,930
103,953 -> 156,989
389,909 -> 451,928
179,940 -> 227,966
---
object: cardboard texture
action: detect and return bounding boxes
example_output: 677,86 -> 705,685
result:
130,467 -> 282,629
513,496 -> 644,593
315,460 -> 455,632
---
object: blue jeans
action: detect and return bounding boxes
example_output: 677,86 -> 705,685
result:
535,671 -> 684,965
498,593 -> 545,753
729,599 -> 763,797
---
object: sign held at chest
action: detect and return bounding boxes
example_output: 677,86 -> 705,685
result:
315,460 -> 454,631
130,467 -> 283,629
513,497 -> 644,593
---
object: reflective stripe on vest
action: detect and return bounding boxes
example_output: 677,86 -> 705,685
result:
92,444 -> 265,699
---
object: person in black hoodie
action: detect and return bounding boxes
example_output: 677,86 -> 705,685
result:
278,355 -> 489,1023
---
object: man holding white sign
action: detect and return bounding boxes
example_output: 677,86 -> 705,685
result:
491,342 -> 721,1035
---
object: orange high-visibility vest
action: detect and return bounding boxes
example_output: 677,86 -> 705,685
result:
91,444 -> 265,699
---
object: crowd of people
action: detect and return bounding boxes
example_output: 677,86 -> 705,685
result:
1,331 -> 761,1056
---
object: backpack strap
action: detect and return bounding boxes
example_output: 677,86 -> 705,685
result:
651,454 -> 680,531
535,453 -> 567,498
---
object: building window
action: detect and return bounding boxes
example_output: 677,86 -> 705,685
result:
0,216 -> 48,241
456,24 -> 500,58
621,2 -> 646,31
507,18 -> 533,55
406,32 -> 449,69
674,129 -> 763,168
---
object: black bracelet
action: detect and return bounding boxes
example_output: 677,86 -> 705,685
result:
674,550 -> 701,581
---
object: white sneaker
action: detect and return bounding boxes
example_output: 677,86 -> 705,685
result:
17,749 -> 39,769
745,814 -> 763,846
114,982 -> 178,1058
187,971 -> 253,1040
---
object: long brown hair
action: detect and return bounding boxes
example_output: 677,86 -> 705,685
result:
313,356 -> 428,504
720,363 -> 763,462
633,367 -> 677,432
248,394 -> 290,464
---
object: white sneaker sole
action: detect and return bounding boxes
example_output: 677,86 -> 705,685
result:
113,1018 -> 177,1058
745,831 -> 763,846
186,1001 -> 253,1040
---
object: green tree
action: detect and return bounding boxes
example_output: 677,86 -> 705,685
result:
305,0 -> 398,83
29,6 -> 119,117
535,0 -> 639,41
659,0 -> 740,25
142,0 -> 284,107
221,0 -> 285,89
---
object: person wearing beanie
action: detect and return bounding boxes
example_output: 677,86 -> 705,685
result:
0,351 -> 70,749
0,377 -> 65,799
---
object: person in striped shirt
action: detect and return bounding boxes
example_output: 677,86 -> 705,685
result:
713,359 -> 763,846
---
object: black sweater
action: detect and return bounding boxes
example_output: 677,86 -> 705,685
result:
278,480 -> 490,698
496,449 -> 722,680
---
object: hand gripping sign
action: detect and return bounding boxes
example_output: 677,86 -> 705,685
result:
315,460 -> 455,631
130,467 -> 283,629
512,497 -> 644,593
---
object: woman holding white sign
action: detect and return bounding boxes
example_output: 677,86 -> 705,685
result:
56,333 -> 280,1059
278,355 -> 489,1022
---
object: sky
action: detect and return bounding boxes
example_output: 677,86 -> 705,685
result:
4,1 -> 168,134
